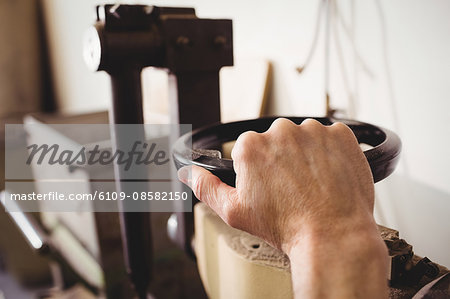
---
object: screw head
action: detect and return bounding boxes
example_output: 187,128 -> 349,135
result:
214,35 -> 227,48
176,36 -> 190,48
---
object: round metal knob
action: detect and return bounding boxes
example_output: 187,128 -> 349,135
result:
83,26 -> 102,71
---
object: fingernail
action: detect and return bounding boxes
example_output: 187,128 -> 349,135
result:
177,166 -> 192,188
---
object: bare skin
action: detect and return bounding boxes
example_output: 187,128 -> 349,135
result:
178,118 -> 389,299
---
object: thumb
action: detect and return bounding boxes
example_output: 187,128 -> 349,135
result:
178,165 -> 237,220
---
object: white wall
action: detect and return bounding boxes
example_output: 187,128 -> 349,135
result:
43,0 -> 450,266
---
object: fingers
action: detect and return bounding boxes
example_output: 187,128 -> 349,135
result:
178,165 -> 238,222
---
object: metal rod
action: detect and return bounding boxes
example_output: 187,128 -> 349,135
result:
109,66 -> 151,299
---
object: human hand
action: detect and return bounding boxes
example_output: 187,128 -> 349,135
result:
179,118 -> 376,250
178,118 -> 388,298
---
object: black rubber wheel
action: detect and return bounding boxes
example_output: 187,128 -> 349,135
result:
172,117 -> 401,186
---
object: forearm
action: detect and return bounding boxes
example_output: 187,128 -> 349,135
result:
286,222 -> 389,299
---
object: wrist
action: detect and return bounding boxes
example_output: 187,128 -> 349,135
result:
285,218 -> 389,299
281,207 -> 380,255
286,222 -> 388,266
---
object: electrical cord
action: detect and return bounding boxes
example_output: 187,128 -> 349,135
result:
296,0 -> 326,74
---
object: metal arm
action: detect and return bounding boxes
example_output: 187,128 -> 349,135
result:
84,4 -> 233,297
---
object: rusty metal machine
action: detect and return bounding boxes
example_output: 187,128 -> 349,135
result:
83,4 -> 232,298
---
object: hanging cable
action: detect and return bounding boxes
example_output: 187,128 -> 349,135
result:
324,0 -> 334,117
296,0 -> 326,74
332,0 -> 355,118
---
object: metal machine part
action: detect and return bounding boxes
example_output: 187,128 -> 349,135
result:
84,4 -> 233,298
172,116 -> 402,185
382,226 -> 440,286
0,192 -> 101,295
412,272 -> 450,299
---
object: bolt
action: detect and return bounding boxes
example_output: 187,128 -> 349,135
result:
214,35 -> 227,48
176,36 -> 190,48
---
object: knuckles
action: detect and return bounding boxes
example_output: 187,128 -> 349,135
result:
300,118 -> 326,132
268,118 -> 297,134
330,121 -> 350,132
329,122 -> 357,141
232,131 -> 264,161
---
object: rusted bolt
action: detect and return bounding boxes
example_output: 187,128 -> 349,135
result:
214,35 -> 227,47
176,36 -> 190,48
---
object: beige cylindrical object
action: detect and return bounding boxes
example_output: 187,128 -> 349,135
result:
194,203 -> 293,299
